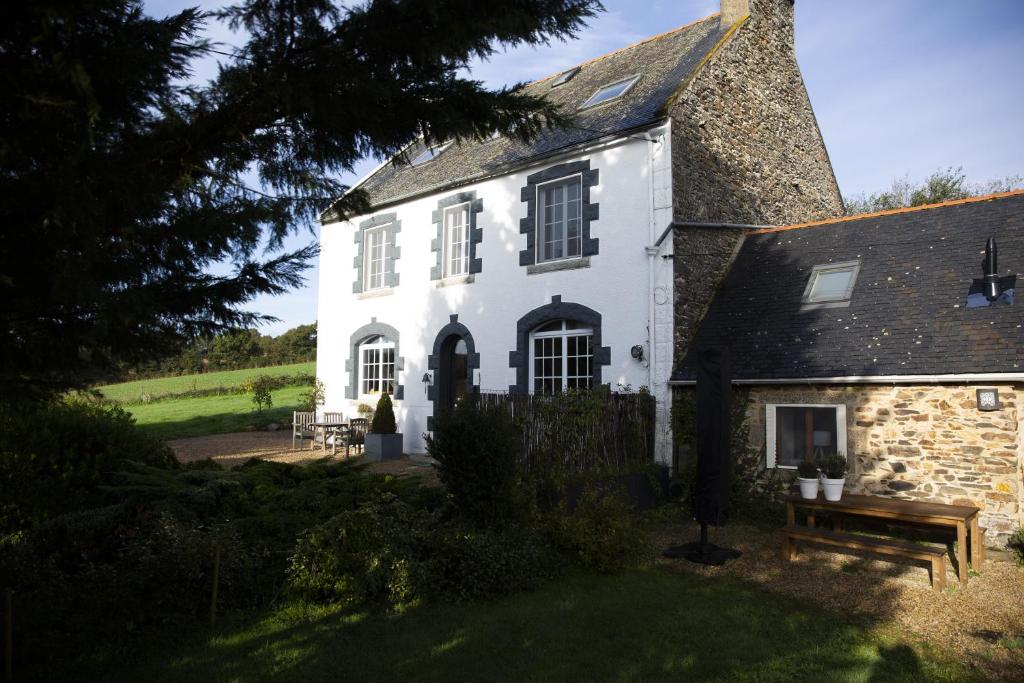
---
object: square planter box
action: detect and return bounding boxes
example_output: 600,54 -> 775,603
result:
364,433 -> 403,461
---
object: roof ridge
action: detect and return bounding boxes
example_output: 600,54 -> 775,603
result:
751,188 -> 1024,235
532,12 -> 721,86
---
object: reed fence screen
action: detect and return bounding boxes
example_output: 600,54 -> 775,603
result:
473,391 -> 656,476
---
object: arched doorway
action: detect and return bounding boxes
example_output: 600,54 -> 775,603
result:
427,315 -> 480,426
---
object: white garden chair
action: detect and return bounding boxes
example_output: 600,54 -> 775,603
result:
292,411 -> 315,449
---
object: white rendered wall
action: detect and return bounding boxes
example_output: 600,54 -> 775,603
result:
317,129 -> 674,456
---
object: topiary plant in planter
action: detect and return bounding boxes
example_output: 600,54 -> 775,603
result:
821,453 -> 848,502
796,460 -> 820,500
365,393 -> 402,461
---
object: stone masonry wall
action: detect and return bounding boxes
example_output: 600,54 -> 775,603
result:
670,0 -> 845,364
743,384 -> 1024,543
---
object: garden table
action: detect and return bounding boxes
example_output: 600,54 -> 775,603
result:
308,421 -> 349,456
783,493 -> 981,585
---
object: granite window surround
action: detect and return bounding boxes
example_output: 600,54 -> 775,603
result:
345,319 -> 405,400
353,213 -> 401,294
507,296 -> 611,394
519,160 -> 599,269
426,314 -> 481,430
430,192 -> 484,281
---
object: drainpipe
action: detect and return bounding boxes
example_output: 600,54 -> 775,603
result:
642,130 -> 664,393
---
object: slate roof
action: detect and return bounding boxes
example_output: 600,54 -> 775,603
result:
349,14 -> 728,210
672,192 -> 1024,382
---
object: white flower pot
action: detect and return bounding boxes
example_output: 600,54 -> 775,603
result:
797,477 -> 819,500
822,477 -> 846,502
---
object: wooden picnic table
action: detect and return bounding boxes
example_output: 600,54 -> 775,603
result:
783,493 -> 982,585
308,421 -> 349,456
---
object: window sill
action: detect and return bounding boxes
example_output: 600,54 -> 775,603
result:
435,274 -> 475,288
357,287 -> 394,300
527,256 -> 590,275
799,300 -> 851,311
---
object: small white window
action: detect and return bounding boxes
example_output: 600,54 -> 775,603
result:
442,203 -> 470,278
363,225 -> 388,290
529,321 -> 593,394
536,176 -> 582,263
801,260 -> 860,308
359,335 -> 395,397
579,74 -> 640,109
766,404 -> 847,469
551,67 -> 581,88
411,141 -> 450,166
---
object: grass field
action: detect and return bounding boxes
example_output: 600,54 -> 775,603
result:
95,362 -> 317,441
97,569 -> 974,683
96,361 -> 316,403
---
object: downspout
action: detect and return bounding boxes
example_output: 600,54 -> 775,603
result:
642,130 -> 664,393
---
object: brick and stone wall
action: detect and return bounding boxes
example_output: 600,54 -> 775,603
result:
742,384 -> 1024,544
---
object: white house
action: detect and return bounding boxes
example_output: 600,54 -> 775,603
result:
315,0 -> 844,459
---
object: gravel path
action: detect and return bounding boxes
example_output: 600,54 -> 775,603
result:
655,521 -> 1024,681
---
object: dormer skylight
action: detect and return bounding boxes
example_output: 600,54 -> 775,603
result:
579,74 -> 640,110
411,141 -> 451,166
801,260 -> 860,309
551,67 -> 581,88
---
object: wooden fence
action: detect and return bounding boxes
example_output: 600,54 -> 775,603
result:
473,391 -> 656,476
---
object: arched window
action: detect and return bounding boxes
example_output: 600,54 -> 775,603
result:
359,335 -> 395,397
529,320 -> 593,394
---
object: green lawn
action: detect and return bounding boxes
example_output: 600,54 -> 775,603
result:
98,569 -> 974,683
126,384 -> 309,441
96,362 -> 316,403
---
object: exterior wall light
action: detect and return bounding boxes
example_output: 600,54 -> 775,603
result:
976,388 -> 1001,412
630,344 -> 645,362
422,372 -> 432,396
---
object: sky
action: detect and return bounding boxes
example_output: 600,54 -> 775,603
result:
145,0 -> 1024,336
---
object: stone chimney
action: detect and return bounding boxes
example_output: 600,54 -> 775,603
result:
721,0 -> 795,29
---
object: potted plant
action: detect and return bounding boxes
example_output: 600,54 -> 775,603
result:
364,392 -> 403,461
796,460 -> 820,500
821,453 -> 848,502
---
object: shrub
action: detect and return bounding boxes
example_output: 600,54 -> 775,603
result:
546,486 -> 653,573
797,461 -> 819,478
0,399 -> 174,533
822,454 -> 848,479
247,374 -> 275,413
298,378 -> 326,413
370,392 -> 397,434
1009,527 -> 1024,566
426,400 -> 523,525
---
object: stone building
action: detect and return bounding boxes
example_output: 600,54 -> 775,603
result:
316,0 -> 841,459
672,192 -> 1024,542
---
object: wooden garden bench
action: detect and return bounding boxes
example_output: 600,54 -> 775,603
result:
782,525 -> 947,593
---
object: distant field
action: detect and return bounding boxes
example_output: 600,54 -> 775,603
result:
97,362 -> 316,403
128,385 -> 309,441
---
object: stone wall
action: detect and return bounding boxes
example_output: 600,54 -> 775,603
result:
669,0 -> 844,224
742,384 -> 1024,544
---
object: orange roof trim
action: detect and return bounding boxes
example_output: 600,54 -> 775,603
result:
752,188 -> 1024,235
534,12 -> 720,86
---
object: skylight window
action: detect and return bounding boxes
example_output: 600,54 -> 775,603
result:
411,141 -> 450,166
551,67 -> 581,88
801,261 -> 860,309
579,74 -> 640,109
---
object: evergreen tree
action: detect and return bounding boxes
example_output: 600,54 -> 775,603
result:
0,0 -> 600,399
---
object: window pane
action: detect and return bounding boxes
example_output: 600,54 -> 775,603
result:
775,407 -> 839,467
809,269 -> 854,301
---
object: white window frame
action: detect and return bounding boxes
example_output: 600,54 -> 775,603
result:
411,141 -> 451,166
579,74 -> 640,110
528,321 -> 594,395
358,336 -> 396,398
363,225 -> 388,291
801,260 -> 861,309
442,202 -> 471,278
550,66 -> 581,88
535,174 -> 583,264
766,403 -> 847,469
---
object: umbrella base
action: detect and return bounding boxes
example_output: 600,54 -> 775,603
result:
663,541 -> 742,566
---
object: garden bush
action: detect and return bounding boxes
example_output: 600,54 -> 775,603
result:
0,399 -> 175,532
426,400 -> 524,525
370,392 -> 397,433
1009,527 -> 1024,566
546,486 -> 653,573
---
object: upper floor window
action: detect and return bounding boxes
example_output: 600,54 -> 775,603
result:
550,66 -> 581,88
363,225 -> 389,290
443,203 -> 470,277
801,260 -> 860,309
359,335 -> 395,397
530,320 -> 592,394
412,141 -> 450,166
537,176 -> 582,263
579,75 -> 640,109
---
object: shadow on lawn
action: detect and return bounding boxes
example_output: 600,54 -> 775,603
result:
102,569 -> 957,683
